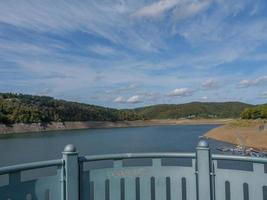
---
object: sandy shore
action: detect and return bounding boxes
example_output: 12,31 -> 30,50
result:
205,120 -> 267,151
0,119 -> 230,135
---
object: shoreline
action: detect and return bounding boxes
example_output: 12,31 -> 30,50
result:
0,119 -> 231,135
205,120 -> 267,151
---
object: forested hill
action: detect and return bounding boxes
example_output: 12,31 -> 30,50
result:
135,102 -> 253,119
0,93 -> 143,123
0,93 -> 255,124
241,104 -> 267,119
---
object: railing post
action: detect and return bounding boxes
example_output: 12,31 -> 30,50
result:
63,144 -> 79,200
196,140 -> 212,200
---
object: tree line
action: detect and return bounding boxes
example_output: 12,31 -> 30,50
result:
0,93 -> 144,124
241,105 -> 267,119
135,102 -> 253,119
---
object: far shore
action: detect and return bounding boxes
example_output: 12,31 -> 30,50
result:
205,120 -> 267,151
0,119 -> 231,135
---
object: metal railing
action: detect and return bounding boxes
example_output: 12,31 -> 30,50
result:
0,140 -> 267,200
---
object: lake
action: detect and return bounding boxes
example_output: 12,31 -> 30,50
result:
0,124 -> 231,167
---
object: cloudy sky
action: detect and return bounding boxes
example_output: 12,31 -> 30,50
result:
1,0 -> 267,108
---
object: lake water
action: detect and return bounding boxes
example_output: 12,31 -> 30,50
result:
0,124 -> 231,167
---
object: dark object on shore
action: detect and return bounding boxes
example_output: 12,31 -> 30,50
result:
216,146 -> 267,157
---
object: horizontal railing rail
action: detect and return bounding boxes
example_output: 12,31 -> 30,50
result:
212,154 -> 267,163
79,152 -> 196,162
0,159 -> 63,175
1,140 -> 267,200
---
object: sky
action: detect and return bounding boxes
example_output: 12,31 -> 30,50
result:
1,0 -> 267,108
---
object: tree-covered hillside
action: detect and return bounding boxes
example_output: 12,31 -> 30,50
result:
0,93 -> 255,124
135,102 -> 253,119
0,93 -> 143,123
241,105 -> 267,119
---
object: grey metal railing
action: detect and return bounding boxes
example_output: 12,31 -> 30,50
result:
0,140 -> 267,200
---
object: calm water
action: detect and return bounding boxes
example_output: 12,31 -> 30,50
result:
0,125 -> 231,167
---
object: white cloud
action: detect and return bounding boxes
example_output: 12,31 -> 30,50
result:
0,0 -> 161,52
238,76 -> 267,88
238,80 -> 251,88
133,0 -> 181,18
173,0 -> 212,21
260,92 -> 267,98
173,2 -> 267,68
114,96 -> 125,103
127,95 -> 142,103
133,0 -> 212,20
88,45 -> 117,56
106,84 -> 138,94
169,88 -> 193,97
202,78 -> 219,89
250,6 -> 258,16
201,96 -> 208,100
0,1 -> 128,41
114,92 -> 159,104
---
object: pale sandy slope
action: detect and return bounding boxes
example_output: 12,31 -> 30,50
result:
205,120 -> 267,151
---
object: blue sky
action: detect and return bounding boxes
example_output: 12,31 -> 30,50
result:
1,0 -> 267,108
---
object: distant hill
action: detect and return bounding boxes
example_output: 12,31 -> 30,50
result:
0,93 -> 255,124
0,93 -> 143,123
135,102 -> 254,119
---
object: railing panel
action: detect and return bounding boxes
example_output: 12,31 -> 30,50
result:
249,163 -> 266,200
213,160 -> 267,200
80,158 -> 197,200
0,166 -> 63,200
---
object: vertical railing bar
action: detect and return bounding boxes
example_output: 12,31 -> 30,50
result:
136,177 -> 140,200
90,181 -> 94,200
151,177 -> 155,200
166,177 -> 171,200
243,183 -> 249,200
182,177 -> 187,200
225,181 -> 231,200
78,161 -> 83,200
120,178 -> 125,200
105,179 -> 110,200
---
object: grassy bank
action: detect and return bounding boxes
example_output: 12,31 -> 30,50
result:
205,119 -> 267,151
